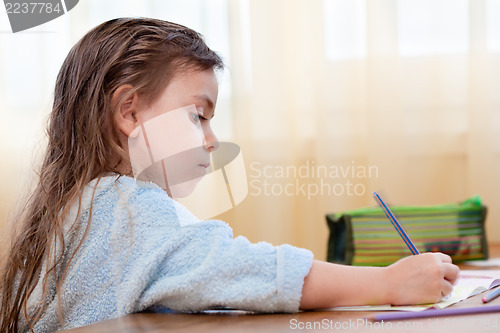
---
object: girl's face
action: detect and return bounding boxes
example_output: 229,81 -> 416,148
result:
129,69 -> 219,197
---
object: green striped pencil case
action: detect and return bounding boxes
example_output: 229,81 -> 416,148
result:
326,196 -> 488,266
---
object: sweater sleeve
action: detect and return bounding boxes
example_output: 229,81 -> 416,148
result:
111,183 -> 314,314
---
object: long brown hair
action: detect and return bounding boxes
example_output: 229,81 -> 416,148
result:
0,18 -> 223,332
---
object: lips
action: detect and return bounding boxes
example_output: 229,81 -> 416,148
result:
199,163 -> 210,169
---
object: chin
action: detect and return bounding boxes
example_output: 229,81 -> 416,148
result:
169,177 -> 203,198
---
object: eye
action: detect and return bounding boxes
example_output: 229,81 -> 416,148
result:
189,112 -> 200,125
196,107 -> 208,121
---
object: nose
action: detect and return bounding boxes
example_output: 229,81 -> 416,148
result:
203,126 -> 219,153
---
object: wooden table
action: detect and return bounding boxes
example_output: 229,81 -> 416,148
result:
65,244 -> 500,333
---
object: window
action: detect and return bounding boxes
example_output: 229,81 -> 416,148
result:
323,0 -> 473,60
487,0 -> 500,52
323,0 -> 366,61
397,0 -> 469,57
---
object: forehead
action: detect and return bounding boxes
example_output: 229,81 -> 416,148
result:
161,69 -> 218,101
139,69 -> 218,122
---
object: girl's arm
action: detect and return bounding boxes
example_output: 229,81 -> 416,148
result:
300,252 -> 460,309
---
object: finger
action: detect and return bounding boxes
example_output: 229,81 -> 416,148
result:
441,279 -> 454,298
443,263 -> 460,285
433,252 -> 453,264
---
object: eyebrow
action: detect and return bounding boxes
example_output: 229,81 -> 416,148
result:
193,94 -> 215,119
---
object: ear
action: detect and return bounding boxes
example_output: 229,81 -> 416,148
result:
112,84 -> 141,138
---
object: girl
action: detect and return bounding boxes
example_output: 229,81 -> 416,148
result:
0,18 -> 459,332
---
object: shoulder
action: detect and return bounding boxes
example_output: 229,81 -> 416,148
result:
82,174 -> 172,208
81,174 -> 220,229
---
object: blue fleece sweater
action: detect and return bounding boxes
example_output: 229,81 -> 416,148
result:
25,175 -> 313,331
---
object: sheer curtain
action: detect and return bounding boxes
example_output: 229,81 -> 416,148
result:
1,0 -> 499,259
220,0 -> 500,258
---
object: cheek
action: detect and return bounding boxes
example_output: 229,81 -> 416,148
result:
138,96 -> 177,123
143,106 -> 204,158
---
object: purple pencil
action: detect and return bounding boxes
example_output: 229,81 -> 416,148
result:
372,304 -> 500,321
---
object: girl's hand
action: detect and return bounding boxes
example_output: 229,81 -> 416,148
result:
384,252 -> 460,305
